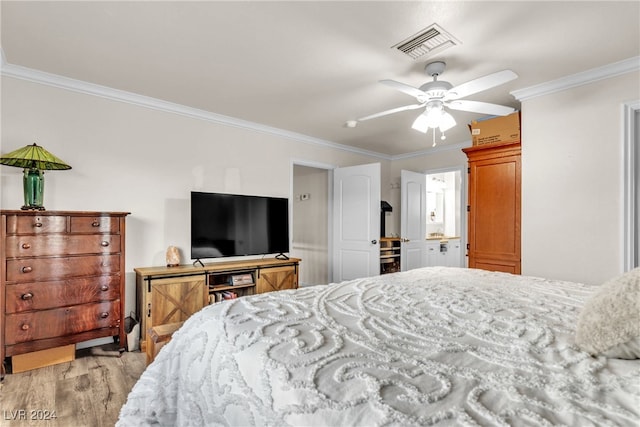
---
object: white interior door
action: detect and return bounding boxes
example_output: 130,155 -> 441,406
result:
332,163 -> 380,282
400,170 -> 427,271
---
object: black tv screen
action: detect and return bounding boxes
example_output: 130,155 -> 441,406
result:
191,192 -> 290,259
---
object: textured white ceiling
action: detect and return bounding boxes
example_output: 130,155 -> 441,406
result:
2,1 -> 639,156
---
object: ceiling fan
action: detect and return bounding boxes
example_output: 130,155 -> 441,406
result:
349,61 -> 518,137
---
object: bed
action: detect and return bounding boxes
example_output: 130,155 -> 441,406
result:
117,267 -> 640,426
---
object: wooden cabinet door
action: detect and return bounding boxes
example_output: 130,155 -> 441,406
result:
256,265 -> 298,294
150,276 -> 207,328
465,143 -> 521,274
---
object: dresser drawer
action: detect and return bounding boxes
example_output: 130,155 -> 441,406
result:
4,301 -> 121,345
4,234 -> 121,258
70,216 -> 120,234
6,254 -> 120,282
5,215 -> 67,234
5,275 -> 121,314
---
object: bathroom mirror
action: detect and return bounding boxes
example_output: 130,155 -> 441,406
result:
426,170 -> 461,238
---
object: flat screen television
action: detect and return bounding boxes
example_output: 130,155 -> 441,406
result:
190,191 -> 290,260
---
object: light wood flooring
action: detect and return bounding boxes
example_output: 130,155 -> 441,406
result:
0,343 -> 146,427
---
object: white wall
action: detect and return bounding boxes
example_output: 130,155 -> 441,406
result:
387,70 -> 640,285
521,71 -> 640,284
2,66 -> 637,314
0,77 -> 389,313
292,165 -> 329,285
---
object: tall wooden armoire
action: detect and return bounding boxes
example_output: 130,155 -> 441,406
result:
463,141 -> 521,274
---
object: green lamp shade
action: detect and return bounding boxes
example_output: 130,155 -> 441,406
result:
0,143 -> 71,210
0,143 -> 72,170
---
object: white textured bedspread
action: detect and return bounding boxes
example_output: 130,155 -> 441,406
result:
117,267 -> 640,426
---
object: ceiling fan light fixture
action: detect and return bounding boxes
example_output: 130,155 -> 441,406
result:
356,61 -> 517,138
412,103 -> 456,134
424,102 -> 444,127
411,113 -> 430,133
438,111 -> 456,132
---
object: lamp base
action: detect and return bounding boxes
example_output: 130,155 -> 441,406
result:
23,168 -> 45,210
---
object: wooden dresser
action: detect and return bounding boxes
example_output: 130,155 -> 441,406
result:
1,210 -> 129,374
463,142 -> 521,274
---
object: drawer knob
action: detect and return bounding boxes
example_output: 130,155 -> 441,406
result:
21,266 -> 33,273
92,221 -> 101,227
100,285 -> 109,291
21,243 -> 31,249
100,312 -> 109,319
21,292 -> 34,300
21,324 -> 30,331
34,222 -> 43,228
101,241 -> 110,247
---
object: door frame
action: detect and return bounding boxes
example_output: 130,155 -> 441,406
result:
623,100 -> 639,271
290,159 -> 335,284
423,165 -> 468,268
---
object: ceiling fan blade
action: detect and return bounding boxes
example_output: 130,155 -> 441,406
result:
379,79 -> 426,98
445,70 -> 518,100
357,103 -> 425,122
446,100 -> 515,116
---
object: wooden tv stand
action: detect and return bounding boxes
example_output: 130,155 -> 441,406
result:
135,257 -> 300,349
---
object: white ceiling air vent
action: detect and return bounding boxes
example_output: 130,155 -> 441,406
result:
392,23 -> 461,60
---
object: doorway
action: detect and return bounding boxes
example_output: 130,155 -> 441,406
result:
291,163 -> 331,285
623,101 -> 639,270
425,169 -> 463,240
400,166 -> 466,271
292,161 -> 382,284
424,166 -> 466,268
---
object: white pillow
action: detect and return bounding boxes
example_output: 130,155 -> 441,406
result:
575,268 -> 640,359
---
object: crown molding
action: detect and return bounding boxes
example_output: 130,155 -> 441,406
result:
0,52 -> 470,161
0,50 -> 391,161
3,48 -> 635,160
390,140 -> 471,161
511,56 -> 640,101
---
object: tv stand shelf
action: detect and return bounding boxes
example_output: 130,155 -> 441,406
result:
135,257 -> 300,350
209,282 -> 255,292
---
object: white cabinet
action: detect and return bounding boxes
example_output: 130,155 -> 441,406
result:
425,239 -> 462,267
426,241 -> 440,266
445,239 -> 462,267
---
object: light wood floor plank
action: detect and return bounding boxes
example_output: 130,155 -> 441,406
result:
55,374 -> 98,427
0,344 -> 146,427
